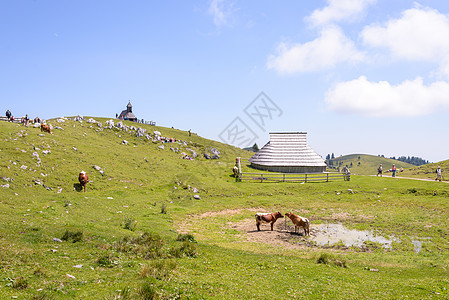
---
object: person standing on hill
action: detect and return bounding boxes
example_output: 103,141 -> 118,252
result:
377,164 -> 383,176
435,166 -> 442,182
392,164 -> 396,177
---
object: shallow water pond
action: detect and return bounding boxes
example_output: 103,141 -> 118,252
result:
311,223 -> 397,248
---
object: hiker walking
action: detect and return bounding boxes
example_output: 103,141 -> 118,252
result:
377,164 -> 383,177
435,166 -> 442,182
392,164 -> 396,177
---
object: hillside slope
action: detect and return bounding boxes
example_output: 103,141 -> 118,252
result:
1,118 -> 449,299
0,117 -> 251,196
329,154 -> 415,175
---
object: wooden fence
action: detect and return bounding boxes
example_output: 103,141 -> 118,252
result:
239,171 -> 349,183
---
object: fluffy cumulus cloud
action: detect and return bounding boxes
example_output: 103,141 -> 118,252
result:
208,0 -> 235,27
306,0 -> 377,27
267,26 -> 365,74
361,7 -> 449,78
325,76 -> 449,117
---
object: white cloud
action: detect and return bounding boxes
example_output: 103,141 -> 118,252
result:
361,7 -> 449,77
208,0 -> 235,27
325,76 -> 449,117
306,0 -> 377,27
267,26 -> 365,74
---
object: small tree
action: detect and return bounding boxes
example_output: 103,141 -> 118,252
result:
251,143 -> 259,152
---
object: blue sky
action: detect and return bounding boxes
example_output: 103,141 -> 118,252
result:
1,0 -> 449,162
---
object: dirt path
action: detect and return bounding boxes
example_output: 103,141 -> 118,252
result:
366,174 -> 448,183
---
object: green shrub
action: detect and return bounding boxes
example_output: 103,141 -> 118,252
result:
123,217 -> 137,231
176,233 -> 196,242
140,259 -> 176,280
160,203 -> 167,214
12,276 -> 28,289
116,232 -> 165,259
61,230 -> 83,243
317,253 -> 347,268
138,282 -> 160,300
97,253 -> 117,268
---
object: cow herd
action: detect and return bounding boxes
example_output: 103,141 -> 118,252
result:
255,211 -> 310,236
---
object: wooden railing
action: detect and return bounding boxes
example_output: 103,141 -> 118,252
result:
239,171 -> 349,183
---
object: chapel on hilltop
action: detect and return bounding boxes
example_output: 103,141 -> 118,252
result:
249,132 -> 326,173
117,101 -> 138,122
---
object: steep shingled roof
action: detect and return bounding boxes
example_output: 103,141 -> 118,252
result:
249,132 -> 326,167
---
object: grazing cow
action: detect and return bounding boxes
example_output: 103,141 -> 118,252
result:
285,212 -> 310,236
255,212 -> 284,231
233,166 -> 239,177
78,171 -> 89,192
41,124 -> 52,134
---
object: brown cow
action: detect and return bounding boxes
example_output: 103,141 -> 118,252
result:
41,124 -> 52,134
255,212 -> 284,231
78,171 -> 89,192
285,212 -> 310,236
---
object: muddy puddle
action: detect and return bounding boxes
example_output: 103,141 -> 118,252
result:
311,223 -> 398,248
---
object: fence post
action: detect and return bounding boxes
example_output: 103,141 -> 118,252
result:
261,174 -> 263,183
327,173 -> 329,182
305,174 -> 307,183
283,174 -> 285,182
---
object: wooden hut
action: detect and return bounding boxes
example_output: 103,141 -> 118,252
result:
249,132 -> 326,173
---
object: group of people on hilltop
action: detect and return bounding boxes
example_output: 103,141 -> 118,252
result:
377,163 -> 443,181
5,109 -> 41,126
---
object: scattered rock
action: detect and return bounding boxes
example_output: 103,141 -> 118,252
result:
122,140 -> 128,145
347,189 -> 354,194
53,238 -> 62,242
42,150 -> 51,154
193,195 -> 201,200
1,184 -> 9,188
154,131 -> 161,136
39,134 -> 45,137
93,165 -> 104,175
73,265 -> 83,268
87,118 -> 96,123
187,148 -> 198,158
210,148 -> 221,156
204,153 -> 211,159
136,127 -> 146,137
74,115 -> 84,122
105,120 -> 114,128
192,187 -> 199,193
66,274 -> 76,279
158,145 -> 164,150
54,126 -> 64,130
20,165 -> 28,170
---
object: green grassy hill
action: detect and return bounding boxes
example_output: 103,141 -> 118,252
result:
1,118 -> 449,299
400,159 -> 449,180
329,154 -> 415,175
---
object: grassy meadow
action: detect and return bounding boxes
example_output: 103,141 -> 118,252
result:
0,118 -> 448,299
